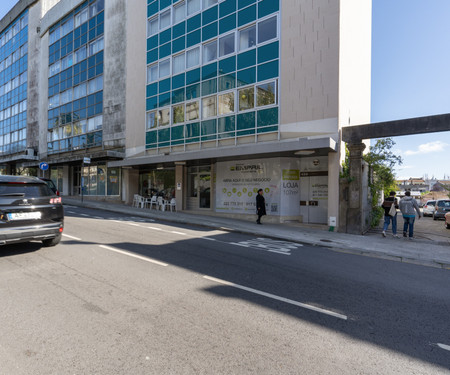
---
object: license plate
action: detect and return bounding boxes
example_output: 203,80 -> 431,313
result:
7,212 -> 42,221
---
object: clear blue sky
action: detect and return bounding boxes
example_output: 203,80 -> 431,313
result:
0,0 -> 448,179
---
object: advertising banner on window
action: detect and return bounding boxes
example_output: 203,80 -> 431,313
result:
215,158 -> 301,216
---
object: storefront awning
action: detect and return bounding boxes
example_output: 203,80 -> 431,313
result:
108,136 -> 337,168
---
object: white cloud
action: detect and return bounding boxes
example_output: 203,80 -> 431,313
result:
404,141 -> 448,156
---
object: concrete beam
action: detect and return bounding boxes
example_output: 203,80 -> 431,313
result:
342,113 -> 450,143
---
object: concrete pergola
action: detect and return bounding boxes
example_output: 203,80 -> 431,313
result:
341,113 -> 450,234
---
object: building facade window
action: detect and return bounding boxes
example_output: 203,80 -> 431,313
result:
145,0 -> 280,149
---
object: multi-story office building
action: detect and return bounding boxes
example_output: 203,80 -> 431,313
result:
0,0 -> 371,227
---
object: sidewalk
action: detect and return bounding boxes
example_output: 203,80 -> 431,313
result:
62,197 -> 450,270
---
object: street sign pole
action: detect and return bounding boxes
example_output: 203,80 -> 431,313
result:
81,162 -> 84,202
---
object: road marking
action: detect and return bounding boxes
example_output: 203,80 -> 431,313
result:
98,245 -> 168,267
66,211 -> 76,214
93,216 -> 103,219
80,213 -> 90,217
230,238 -> 302,255
437,343 -> 450,352
147,226 -> 163,231
62,234 -> 82,241
201,237 -> 217,241
170,231 -> 187,235
125,222 -> 142,227
203,275 -> 348,320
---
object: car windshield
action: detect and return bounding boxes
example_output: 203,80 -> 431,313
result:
437,201 -> 450,207
0,183 -> 53,198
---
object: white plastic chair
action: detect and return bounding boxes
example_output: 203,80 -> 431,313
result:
132,194 -> 141,207
149,195 -> 158,209
138,196 -> 146,208
157,196 -> 164,211
169,198 -> 176,212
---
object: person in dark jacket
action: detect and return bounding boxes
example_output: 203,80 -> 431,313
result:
381,191 -> 399,237
256,188 -> 266,224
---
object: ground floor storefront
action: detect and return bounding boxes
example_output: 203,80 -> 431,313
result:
125,154 -> 332,225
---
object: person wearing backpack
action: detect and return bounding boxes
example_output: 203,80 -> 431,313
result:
381,191 -> 399,237
399,190 -> 422,239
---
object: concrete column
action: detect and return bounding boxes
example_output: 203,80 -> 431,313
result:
327,151 -> 340,228
122,168 -> 139,205
175,164 -> 184,211
346,142 -> 366,234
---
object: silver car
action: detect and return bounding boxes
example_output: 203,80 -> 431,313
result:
423,200 -> 436,217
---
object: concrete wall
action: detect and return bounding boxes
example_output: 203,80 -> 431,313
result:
26,2 -> 42,154
102,0 -> 127,151
279,0 -> 339,139
124,0 -> 147,158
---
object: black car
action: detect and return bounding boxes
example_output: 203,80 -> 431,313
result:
38,177 -> 60,196
0,175 -> 64,247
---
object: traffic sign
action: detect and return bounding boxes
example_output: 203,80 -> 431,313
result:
83,157 -> 91,164
39,162 -> 49,171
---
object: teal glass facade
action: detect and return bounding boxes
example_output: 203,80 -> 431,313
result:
47,0 -> 104,155
146,0 -> 280,149
0,11 -> 28,156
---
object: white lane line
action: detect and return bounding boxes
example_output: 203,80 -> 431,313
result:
98,245 -> 168,267
437,343 -> 450,352
80,213 -> 90,217
125,223 -> 142,227
203,275 -> 348,320
170,231 -> 187,235
66,211 -> 76,214
62,233 -> 82,241
147,226 -> 163,231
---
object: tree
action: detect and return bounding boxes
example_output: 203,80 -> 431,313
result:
364,138 -> 402,196
363,138 -> 403,226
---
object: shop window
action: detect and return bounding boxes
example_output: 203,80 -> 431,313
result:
218,92 -> 234,115
203,40 -> 217,63
219,33 -> 235,57
258,16 -> 277,44
202,95 -> 216,118
186,101 -> 200,121
256,81 -> 276,107
238,86 -> 254,111
173,104 -> 185,124
239,24 -> 256,51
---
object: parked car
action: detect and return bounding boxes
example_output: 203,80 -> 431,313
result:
423,200 -> 436,216
38,177 -> 59,196
0,175 -> 64,247
445,212 -> 450,229
433,199 -> 450,220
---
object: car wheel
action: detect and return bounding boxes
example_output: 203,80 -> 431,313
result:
42,234 -> 61,247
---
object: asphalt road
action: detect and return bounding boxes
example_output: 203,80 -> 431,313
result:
1,205 -> 449,374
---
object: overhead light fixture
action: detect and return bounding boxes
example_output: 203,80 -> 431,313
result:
156,164 -> 164,170
294,150 -> 315,155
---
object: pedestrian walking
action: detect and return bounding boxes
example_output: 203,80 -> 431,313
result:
399,191 -> 421,239
256,188 -> 266,224
381,191 -> 399,237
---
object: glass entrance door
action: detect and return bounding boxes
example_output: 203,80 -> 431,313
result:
187,167 -> 211,209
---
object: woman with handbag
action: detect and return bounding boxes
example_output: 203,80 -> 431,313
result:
381,191 -> 399,237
